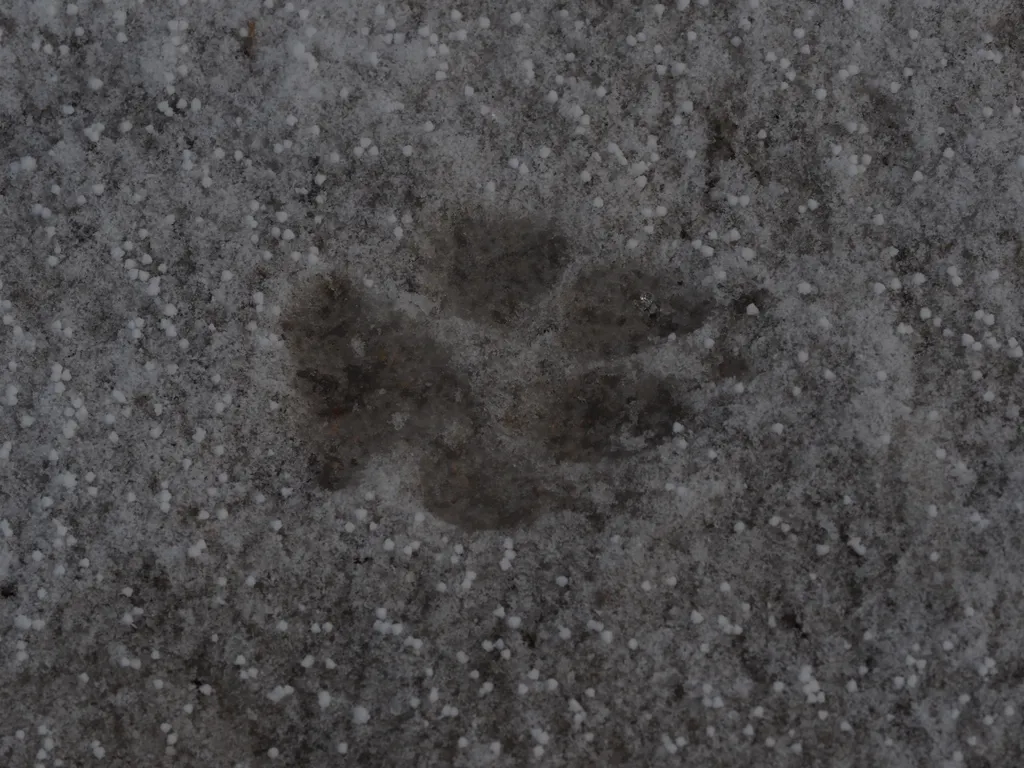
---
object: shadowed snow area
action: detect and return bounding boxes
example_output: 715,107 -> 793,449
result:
2,0 -> 1024,765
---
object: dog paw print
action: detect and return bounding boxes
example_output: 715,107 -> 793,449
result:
281,208 -> 739,531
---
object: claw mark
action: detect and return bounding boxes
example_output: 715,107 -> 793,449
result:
242,18 -> 256,59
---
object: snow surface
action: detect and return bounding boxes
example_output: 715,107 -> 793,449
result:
2,0 -> 1024,765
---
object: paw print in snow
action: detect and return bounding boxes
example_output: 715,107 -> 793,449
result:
281,208 -> 728,530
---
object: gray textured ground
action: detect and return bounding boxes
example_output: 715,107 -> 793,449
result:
2,0 -> 1024,766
